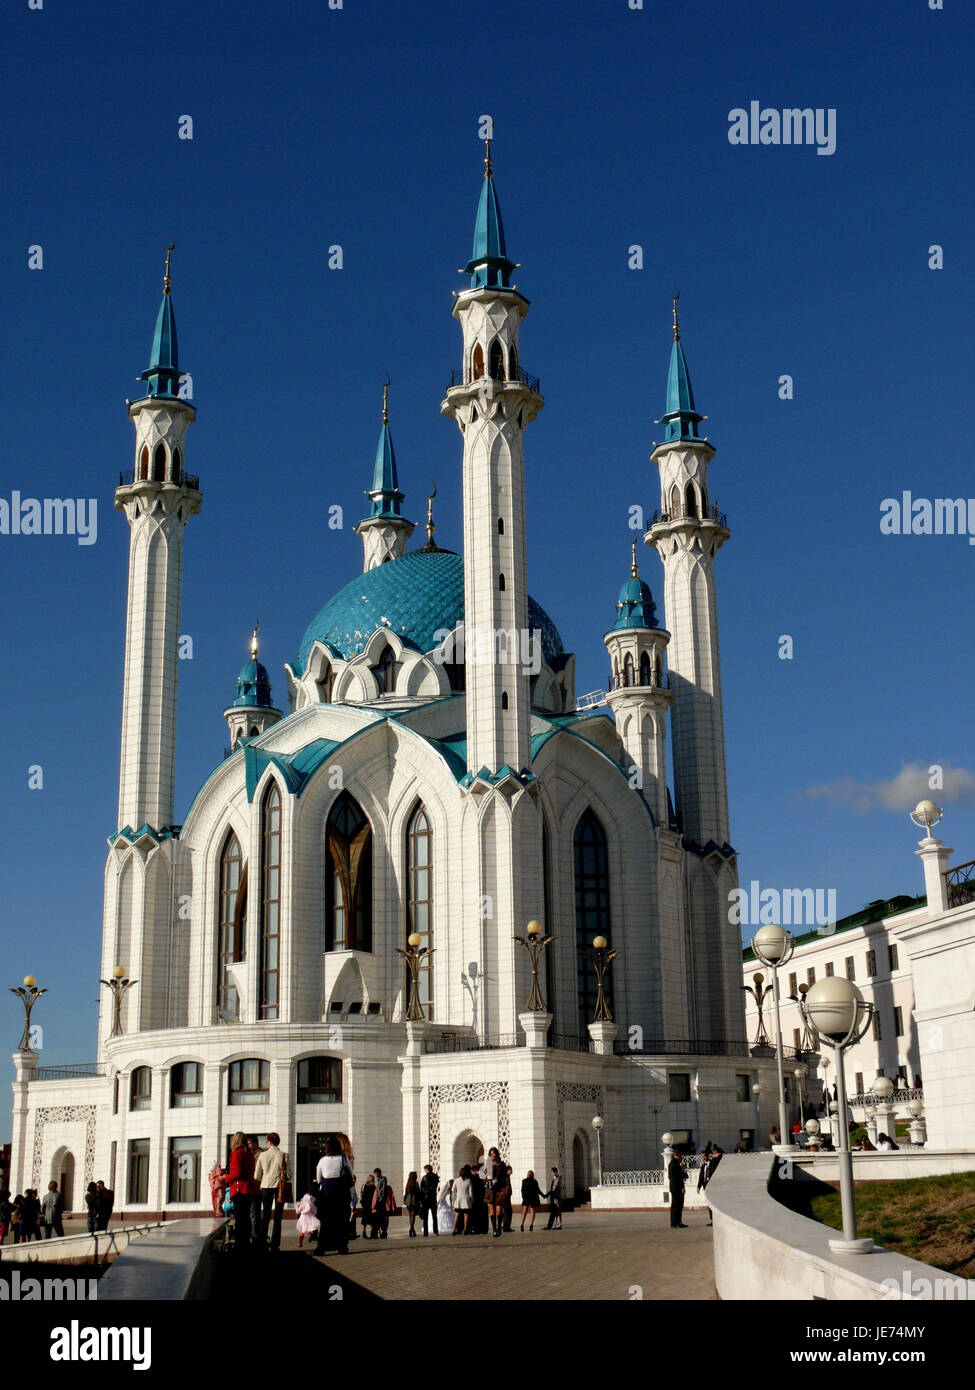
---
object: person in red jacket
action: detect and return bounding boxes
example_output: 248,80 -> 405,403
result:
228,1131 -> 257,1253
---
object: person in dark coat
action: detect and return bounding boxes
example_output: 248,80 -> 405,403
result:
520,1171 -> 541,1231
544,1167 -> 563,1230
418,1164 -> 439,1236
668,1152 -> 687,1228
94,1181 -> 114,1232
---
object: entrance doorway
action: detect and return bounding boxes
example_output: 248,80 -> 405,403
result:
295,1133 -> 353,1197
571,1130 -> 592,1202
51,1147 -> 75,1212
451,1131 -> 484,1175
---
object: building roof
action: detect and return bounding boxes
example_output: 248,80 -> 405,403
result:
741,894 -> 926,961
292,547 -> 565,674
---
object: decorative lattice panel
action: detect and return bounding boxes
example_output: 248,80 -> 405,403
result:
556,1081 -> 603,1176
428,1081 -> 510,1172
32,1105 -> 98,1189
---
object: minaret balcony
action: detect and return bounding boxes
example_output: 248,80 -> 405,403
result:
118,468 -> 200,491
650,503 -> 728,529
444,366 -> 541,396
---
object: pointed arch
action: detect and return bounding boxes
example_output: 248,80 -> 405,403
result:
172,446 -> 182,482
685,482 -> 699,519
670,483 -> 680,517
216,829 -> 246,1018
472,342 -> 485,380
623,652 -> 635,687
574,808 -> 612,1035
639,651 -> 652,687
499,573 -> 506,591
375,644 -> 397,695
326,792 -> 372,952
152,443 -> 166,482
259,782 -> 282,1019
406,802 -> 434,1019
139,445 -> 149,480
488,339 -> 504,381
501,690 -> 509,710
497,516 -> 504,535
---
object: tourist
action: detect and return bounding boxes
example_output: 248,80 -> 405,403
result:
228,1131 -> 256,1253
347,1172 -> 359,1241
42,1180 -> 65,1239
519,1170 -> 541,1231
295,1190 -> 320,1248
208,1159 -> 228,1217
470,1162 -> 487,1233
359,1173 -> 376,1239
84,1182 -> 97,1235
246,1137 -> 262,1241
403,1171 -> 420,1236
313,1137 -> 354,1256
94,1181 -> 114,1232
485,1147 -> 509,1237
436,1174 -> 454,1235
19,1189 -> 41,1243
857,1135 -> 876,1151
503,1164 -> 514,1231
701,1146 -> 723,1225
419,1164 -> 439,1236
877,1133 -> 899,1151
544,1167 -> 563,1230
254,1131 -> 291,1252
370,1168 -> 394,1239
668,1151 -> 687,1228
769,1125 -> 781,1147
0,1190 -> 11,1245
452,1166 -> 472,1234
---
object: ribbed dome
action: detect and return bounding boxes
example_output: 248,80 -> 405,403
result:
233,658 -> 274,708
613,574 -> 658,631
293,549 -> 565,675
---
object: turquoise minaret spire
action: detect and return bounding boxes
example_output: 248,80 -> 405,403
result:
355,380 -> 415,570
658,290 -> 705,443
464,138 -> 518,290
138,242 -> 183,400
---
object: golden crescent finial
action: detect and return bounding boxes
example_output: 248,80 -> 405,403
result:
672,286 -> 680,342
631,538 -> 639,577
250,620 -> 260,659
163,241 -> 175,295
484,136 -> 492,179
382,376 -> 390,425
426,481 -> 437,546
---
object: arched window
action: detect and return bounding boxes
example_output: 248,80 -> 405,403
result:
670,484 -> 680,517
472,343 -> 484,379
216,830 -> 246,1017
260,784 -> 282,1019
406,804 -> 434,1018
685,483 -> 699,519
249,725 -> 259,737
497,517 -> 504,534
130,1066 -> 151,1111
501,690 -> 509,710
172,446 -> 182,482
574,810 -> 612,1036
499,573 -> 506,591
152,444 -> 166,482
375,645 -> 396,695
139,445 -> 149,480
488,340 -> 504,381
612,659 -> 619,689
326,793 -> 372,952
639,652 -> 652,686
228,1058 -> 269,1104
623,653 -> 635,687
296,1056 -> 342,1104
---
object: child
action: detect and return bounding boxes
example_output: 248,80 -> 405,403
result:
295,1189 -> 321,1248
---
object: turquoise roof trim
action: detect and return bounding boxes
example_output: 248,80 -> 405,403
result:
138,291 -> 183,401
293,548 -> 565,674
660,338 -> 704,443
364,417 -> 407,520
233,658 -> 274,708
464,171 -> 517,290
612,574 -> 658,630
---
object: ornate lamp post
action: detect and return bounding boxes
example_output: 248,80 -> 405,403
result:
800,976 -> 876,1253
396,932 -> 434,1023
907,1098 -> 926,1146
805,1118 -> 822,1150
587,936 -> 620,1022
870,1074 -> 896,1147
793,1063 -> 809,1126
10,975 -> 46,1052
743,972 -> 774,1054
514,920 -> 554,1011
750,924 -> 795,1151
592,1115 -> 604,1186
752,1082 -> 762,1149
101,965 -> 137,1039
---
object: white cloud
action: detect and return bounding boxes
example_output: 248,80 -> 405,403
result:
807,761 -> 975,813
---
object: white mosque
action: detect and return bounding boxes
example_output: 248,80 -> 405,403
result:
10,139 -> 778,1214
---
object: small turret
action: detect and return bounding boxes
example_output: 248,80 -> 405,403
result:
355,380 -> 415,570
224,624 -> 282,748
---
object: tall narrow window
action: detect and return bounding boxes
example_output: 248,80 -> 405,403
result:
501,691 -> 509,710
685,483 -> 698,519
326,793 -> 372,952
217,831 -> 246,1017
639,652 -> 652,686
670,484 -> 680,516
375,645 -> 396,695
574,809 -> 612,1037
623,653 -> 635,687
406,804 -> 433,1019
152,444 -> 166,482
489,340 -> 504,380
499,573 -> 506,591
139,445 -> 149,480
497,517 -> 505,534
172,446 -> 182,482
260,784 -> 282,1019
472,343 -> 484,379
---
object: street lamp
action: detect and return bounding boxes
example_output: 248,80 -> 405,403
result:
909,799 -> 943,837
750,924 -> 795,1150
800,976 -> 876,1253
586,936 -> 620,1022
752,1082 -> 762,1150
592,1116 -> 604,1186
101,965 -> 137,1039
870,1074 -> 896,1147
396,932 -> 434,1022
793,1063 -> 809,1126
9,975 -> 46,1052
514,920 -> 555,1012
805,1118 -> 822,1150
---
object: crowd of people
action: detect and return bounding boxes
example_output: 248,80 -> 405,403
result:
207,1133 -> 566,1255
0,1178 -> 114,1244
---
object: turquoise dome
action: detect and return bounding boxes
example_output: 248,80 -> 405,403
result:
233,658 -> 274,708
613,575 -> 658,631
293,548 -> 565,675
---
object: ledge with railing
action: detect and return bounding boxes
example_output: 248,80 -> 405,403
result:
35,1062 -> 103,1081
602,1157 -> 703,1186
444,366 -> 541,395
649,503 -> 728,529
117,470 -> 200,490
613,1038 -> 751,1058
945,858 -> 975,908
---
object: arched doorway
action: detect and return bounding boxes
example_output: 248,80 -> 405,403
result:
571,1130 -> 592,1201
51,1147 -> 75,1212
451,1130 -> 484,1175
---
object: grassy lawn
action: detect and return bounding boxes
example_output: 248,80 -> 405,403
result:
811,1172 -> 975,1277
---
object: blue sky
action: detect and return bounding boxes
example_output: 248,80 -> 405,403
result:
1,0 -> 973,1121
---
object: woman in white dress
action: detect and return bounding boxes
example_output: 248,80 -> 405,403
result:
435,1176 -> 454,1236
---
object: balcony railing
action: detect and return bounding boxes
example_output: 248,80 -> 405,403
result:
118,470 -> 200,490
945,859 -> 975,908
35,1063 -> 102,1080
650,504 -> 728,528
444,367 -> 541,395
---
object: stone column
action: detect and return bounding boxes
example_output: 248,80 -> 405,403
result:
519,1011 -> 552,1049
916,837 -> 952,914
588,1021 -> 619,1056
11,1051 -> 38,1194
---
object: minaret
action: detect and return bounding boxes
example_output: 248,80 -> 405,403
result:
115,245 -> 201,831
355,379 -> 414,570
224,623 -> 283,747
603,542 -> 673,826
646,293 -> 730,850
441,136 -> 543,776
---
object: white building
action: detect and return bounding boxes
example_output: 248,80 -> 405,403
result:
10,140 -> 780,1217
